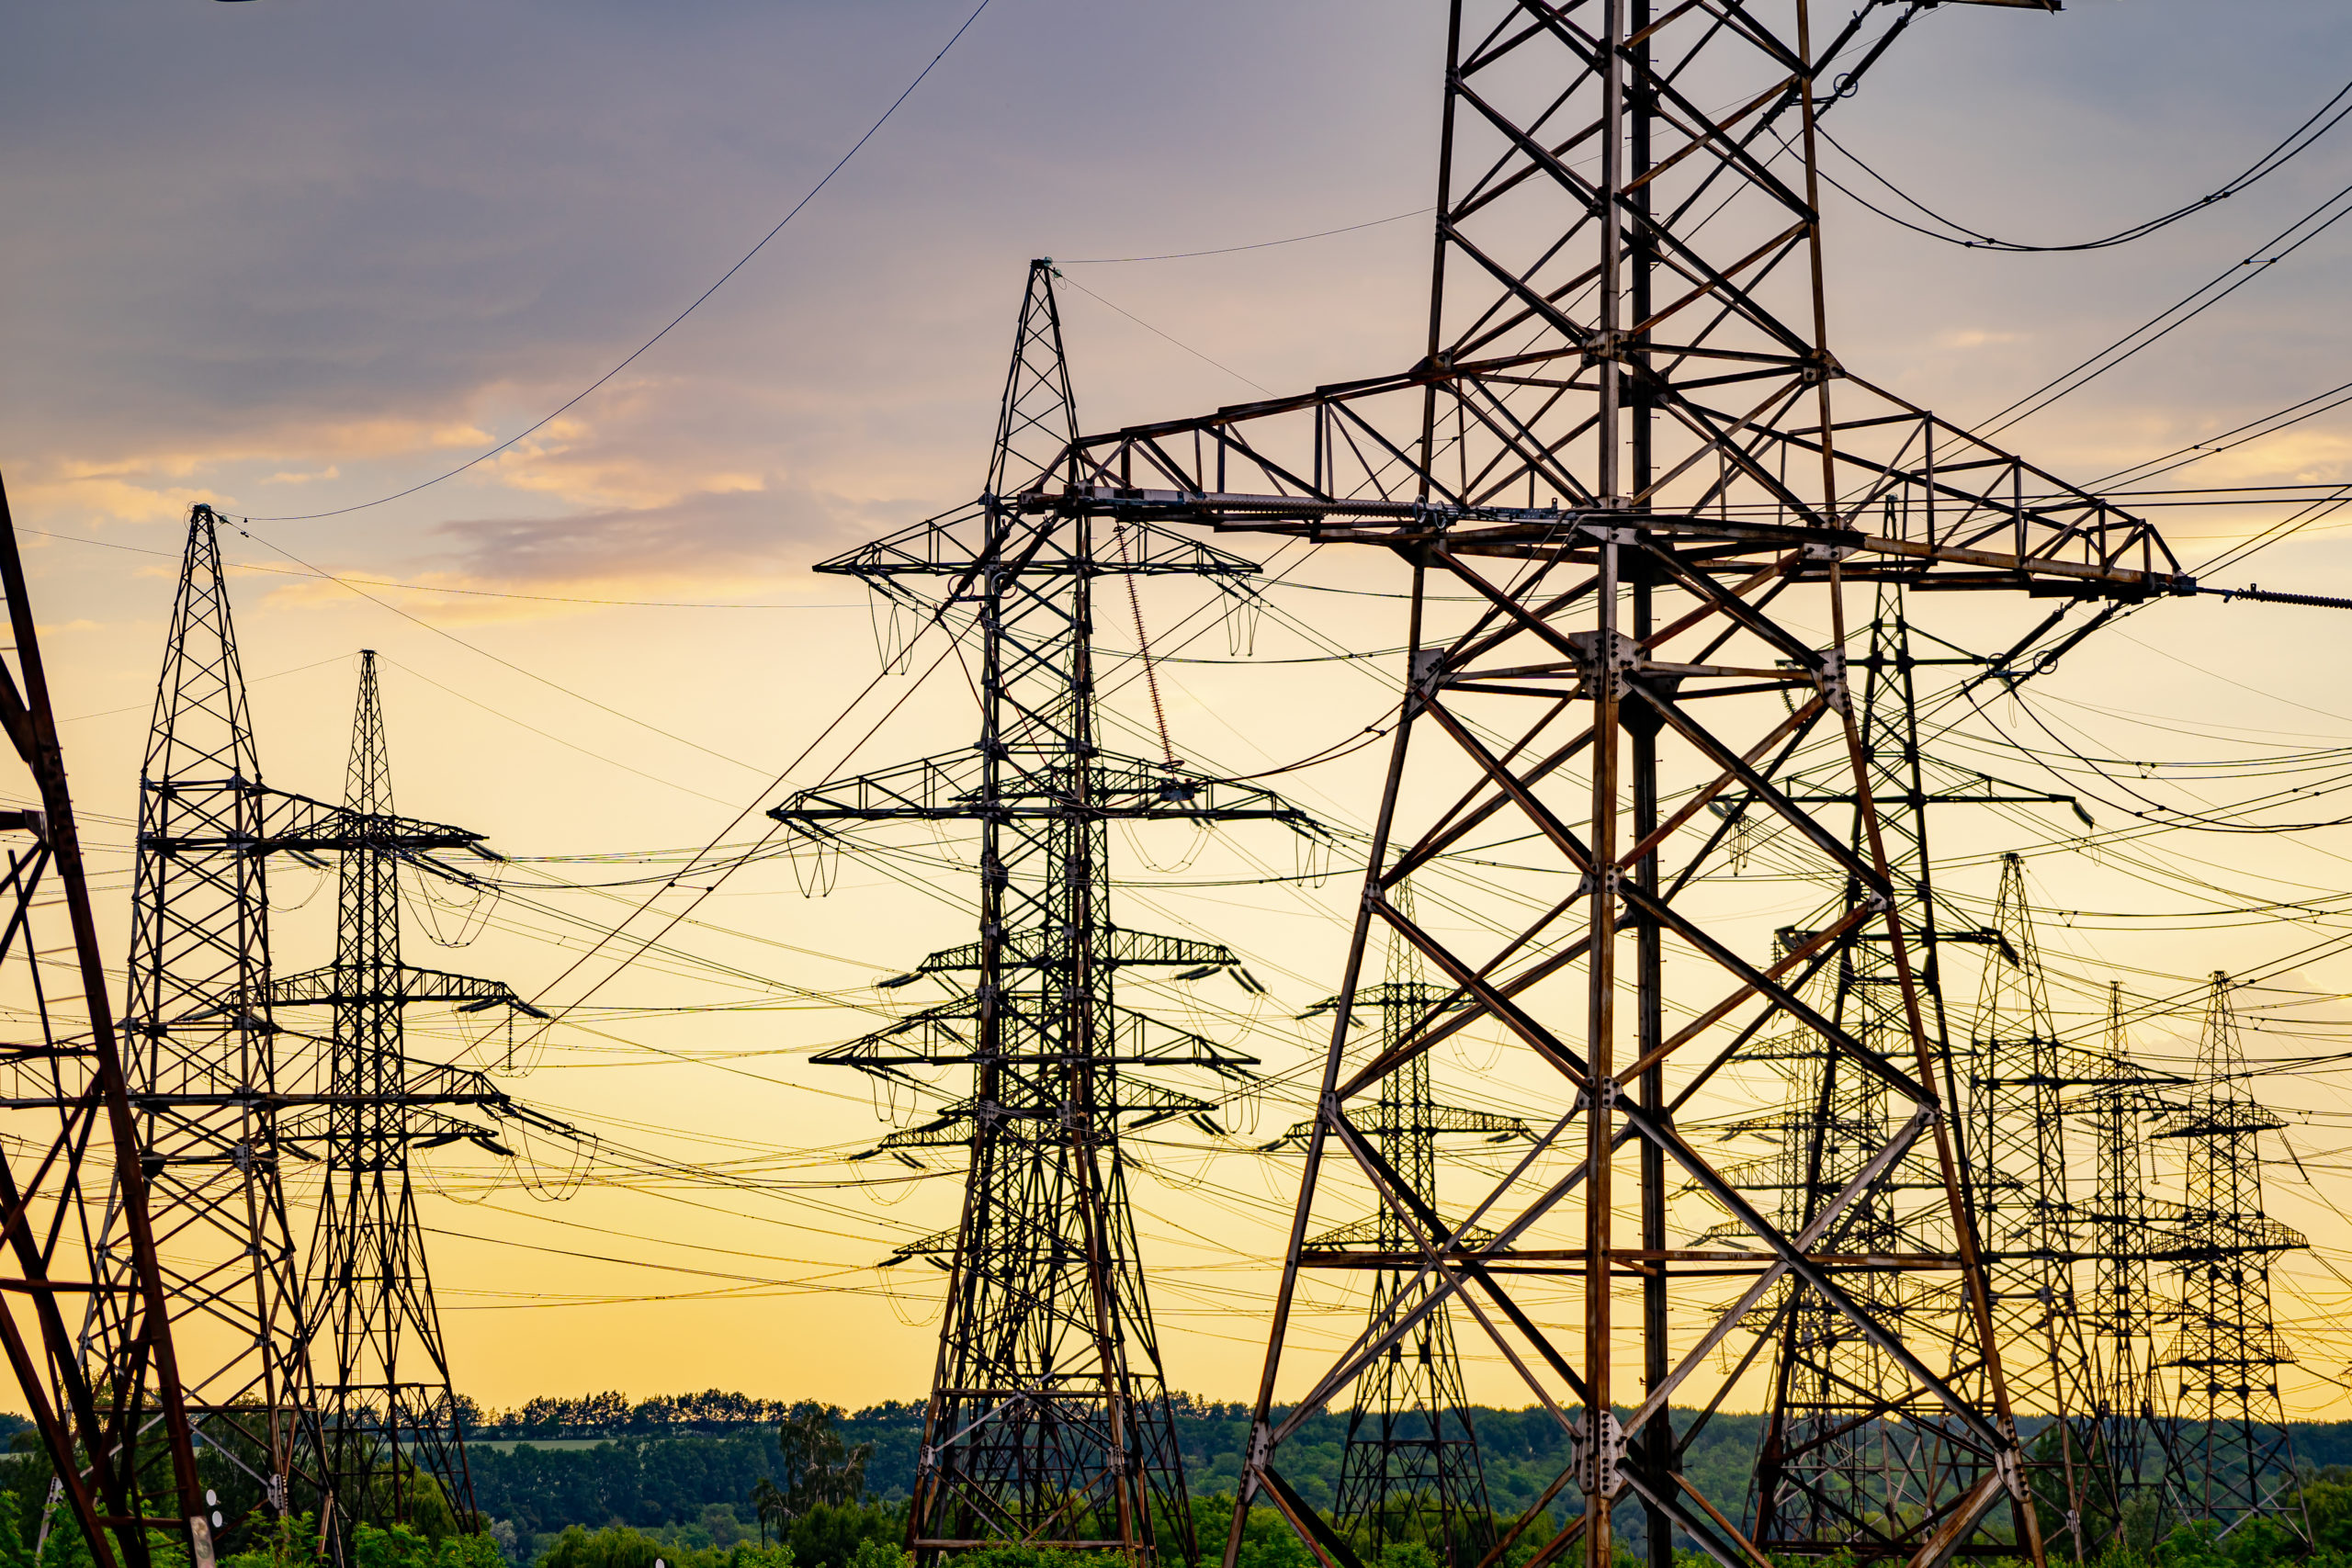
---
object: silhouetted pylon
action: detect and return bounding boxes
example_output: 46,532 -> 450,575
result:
266,652 -> 548,1531
0,469 -> 205,1568
2150,976 -> 2309,1540
1270,886 -> 1529,1567
773,262 -> 1319,1566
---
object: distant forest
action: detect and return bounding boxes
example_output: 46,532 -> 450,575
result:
458,1393 -> 2352,1563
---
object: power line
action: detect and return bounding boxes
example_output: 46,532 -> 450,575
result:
1057,206 -> 1433,265
240,0 -> 997,525
18,526 -> 859,609
1816,73 -> 2352,253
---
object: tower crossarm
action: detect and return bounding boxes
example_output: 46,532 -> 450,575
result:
1028,486 -> 2187,599
814,999 -> 1258,1077
2164,1215 -> 2306,1258
263,963 -> 548,1017
854,1077 -> 1231,1163
1264,1100 -> 1532,1153
816,500 -> 1261,589
134,785 -> 484,856
881,1226 -> 959,1269
278,1103 -> 513,1157
912,926 -> 1238,976
770,748 -> 1314,828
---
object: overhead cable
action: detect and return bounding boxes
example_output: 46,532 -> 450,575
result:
241,0 -> 997,524
1816,73 -> 2352,253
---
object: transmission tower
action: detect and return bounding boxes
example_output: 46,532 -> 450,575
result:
262,651 -> 548,1531
2149,976 -> 2309,1540
1011,5 -> 2195,1568
0,471 -> 205,1568
2075,986 -> 2177,1522
109,505 -> 507,1529
1964,854 -> 2116,1557
1268,888 -> 1529,1567
773,261 -> 1317,1565
1741,587 -> 1973,1562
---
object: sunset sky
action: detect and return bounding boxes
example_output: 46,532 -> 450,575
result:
6,0 -> 2352,1418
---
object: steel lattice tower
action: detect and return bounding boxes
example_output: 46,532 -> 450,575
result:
2149,976 -> 2309,1540
1736,610 -> 2112,1560
109,506 -> 506,1528
1744,588 -> 1957,1562
1965,854 -> 2114,1556
264,652 -> 544,1531
116,505 -> 332,1515
1008,5 -> 2194,1567
2077,986 -> 2171,1521
0,471 -> 206,1568
1272,888 -> 1529,1567
773,261 -> 1316,1565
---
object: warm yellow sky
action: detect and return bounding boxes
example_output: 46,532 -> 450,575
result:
6,0 -> 2352,1422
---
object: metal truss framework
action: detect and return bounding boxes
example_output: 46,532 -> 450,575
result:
106,506 -> 516,1534
1272,891 -> 1531,1568
2076,987 -> 2177,1526
1962,857 -> 2115,1556
1729,597 -> 2065,1564
2149,978 -> 2310,1542
772,262 -> 1316,1565
266,652 -> 546,1531
0,471 -> 205,1568
1008,6 -> 2193,1568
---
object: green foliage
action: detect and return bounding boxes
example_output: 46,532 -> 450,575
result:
777,1505 -> 894,1568
355,1467 -> 462,1546
533,1523 -> 795,1568
765,1411 -> 870,1534
218,1511 -> 322,1568
350,1523 -> 511,1568
0,1494 -> 31,1568
945,1546 -> 1125,1568
537,1524 -> 666,1568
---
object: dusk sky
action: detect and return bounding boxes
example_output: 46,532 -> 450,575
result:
6,0 -> 2351,1416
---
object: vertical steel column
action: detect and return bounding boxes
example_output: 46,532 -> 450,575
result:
0,469 -> 205,1568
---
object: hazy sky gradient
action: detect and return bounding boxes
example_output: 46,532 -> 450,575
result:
6,1 -> 2352,1415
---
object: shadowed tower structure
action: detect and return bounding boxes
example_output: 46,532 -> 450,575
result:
115,506 -> 334,1512
1008,2 -> 2194,1566
2076,986 -> 2176,1533
264,652 -> 545,1529
0,470 -> 204,1568
1964,854 -> 2114,1557
772,262 -> 1317,1565
1274,886 -> 1529,1567
2151,976 -> 2309,1541
109,506 -> 505,1526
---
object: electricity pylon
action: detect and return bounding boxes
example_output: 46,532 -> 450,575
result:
110,505 -> 504,1528
772,261 -> 1318,1565
1727,605 -> 2096,1561
1016,5 -> 2192,1568
2075,986 -> 2177,1524
1741,590 -> 1974,1562
1269,887 -> 1530,1567
0,470 -> 205,1568
2149,976 -> 2309,1540
264,651 -> 549,1531
1965,855 -> 2114,1557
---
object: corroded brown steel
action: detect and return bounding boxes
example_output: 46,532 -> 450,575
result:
1014,5 -> 2185,1568
774,263 -> 1317,1566
0,471 -> 206,1568
1272,893 -> 1532,1567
